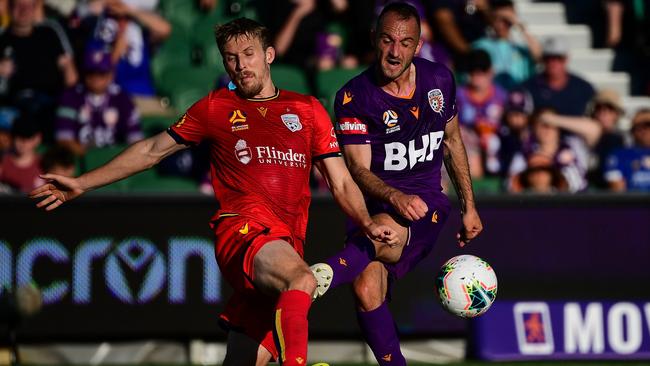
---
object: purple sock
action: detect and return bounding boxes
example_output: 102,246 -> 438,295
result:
357,302 -> 406,366
324,236 -> 375,289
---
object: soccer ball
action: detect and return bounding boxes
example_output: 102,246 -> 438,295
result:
435,255 -> 498,318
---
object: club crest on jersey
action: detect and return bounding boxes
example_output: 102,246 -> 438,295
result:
230,110 -> 249,131
234,139 -> 252,164
428,89 -> 445,114
382,109 -> 401,134
281,113 -> 302,132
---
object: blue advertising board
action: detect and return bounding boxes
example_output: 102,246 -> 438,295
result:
473,301 -> 650,360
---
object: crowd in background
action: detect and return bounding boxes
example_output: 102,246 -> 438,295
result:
0,0 -> 648,196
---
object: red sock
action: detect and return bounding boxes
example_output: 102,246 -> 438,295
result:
273,290 -> 311,365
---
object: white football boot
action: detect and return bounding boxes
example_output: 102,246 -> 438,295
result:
309,263 -> 333,300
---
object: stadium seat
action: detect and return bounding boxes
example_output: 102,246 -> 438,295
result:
156,65 -> 217,101
271,64 -> 310,95
171,88 -> 210,112
315,67 -> 365,116
472,177 -> 502,194
140,115 -> 175,136
159,0 -> 202,31
83,146 -> 131,192
151,31 -> 193,94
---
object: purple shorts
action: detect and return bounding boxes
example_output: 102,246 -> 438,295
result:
346,194 -> 451,291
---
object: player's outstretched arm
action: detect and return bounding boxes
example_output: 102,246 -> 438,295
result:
443,116 -> 483,246
30,131 -> 187,211
344,144 -> 428,221
314,156 -> 398,245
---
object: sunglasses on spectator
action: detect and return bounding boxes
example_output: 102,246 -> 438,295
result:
632,121 -> 650,131
543,55 -> 566,61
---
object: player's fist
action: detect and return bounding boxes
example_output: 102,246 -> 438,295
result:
29,174 -> 85,211
363,223 -> 399,247
457,208 -> 483,247
389,191 -> 428,221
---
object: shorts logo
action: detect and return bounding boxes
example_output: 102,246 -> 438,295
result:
281,113 -> 302,132
234,139 -> 252,164
428,89 -> 445,114
514,302 -> 554,355
382,109 -> 400,134
382,354 -> 392,362
230,110 -> 249,131
432,210 -> 438,223
342,91 -> 353,105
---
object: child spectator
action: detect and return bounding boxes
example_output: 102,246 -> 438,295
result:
498,88 -> 533,177
508,109 -> 587,192
0,118 -> 43,193
457,49 -> 507,176
41,145 -> 76,177
55,47 -> 143,156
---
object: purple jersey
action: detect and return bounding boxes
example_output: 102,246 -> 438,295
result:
55,84 -> 143,147
334,57 -> 457,209
456,84 -> 506,135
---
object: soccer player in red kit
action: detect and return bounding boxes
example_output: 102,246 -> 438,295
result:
30,18 -> 396,366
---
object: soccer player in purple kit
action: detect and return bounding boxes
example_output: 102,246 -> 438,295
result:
310,3 -> 483,365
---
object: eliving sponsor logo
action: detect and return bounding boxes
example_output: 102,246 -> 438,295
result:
337,118 -> 367,134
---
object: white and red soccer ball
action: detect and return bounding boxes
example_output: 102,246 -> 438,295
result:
435,255 -> 498,318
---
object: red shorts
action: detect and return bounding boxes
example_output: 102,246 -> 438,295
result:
212,214 -> 304,360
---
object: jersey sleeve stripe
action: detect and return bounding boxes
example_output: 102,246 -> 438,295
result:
166,128 -> 194,146
313,152 -> 342,161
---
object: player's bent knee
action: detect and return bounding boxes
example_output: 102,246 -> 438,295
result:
353,278 -> 384,311
288,267 -> 317,295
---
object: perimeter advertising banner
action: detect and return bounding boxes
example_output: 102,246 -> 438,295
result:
473,301 -> 650,360
0,194 -> 649,340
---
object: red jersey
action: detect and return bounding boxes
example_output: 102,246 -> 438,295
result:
168,88 -> 340,240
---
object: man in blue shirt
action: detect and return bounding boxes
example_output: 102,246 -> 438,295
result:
521,37 -> 595,117
605,109 -> 650,191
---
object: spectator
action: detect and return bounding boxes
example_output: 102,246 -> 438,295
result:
538,89 -> 626,189
508,109 -> 587,193
55,47 -> 143,156
0,0 -> 9,32
521,37 -> 595,117
75,0 -> 171,97
0,0 -> 78,141
0,118 -> 43,193
498,88 -> 533,177
511,153 -> 569,194
604,0 -> 650,95
604,109 -> 650,191
261,0 -> 322,68
457,49 -> 507,176
472,0 -> 541,90
40,145 -> 76,176
430,0 -> 491,59
0,109 -> 14,154
34,0 -> 76,58
338,0 -> 374,67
